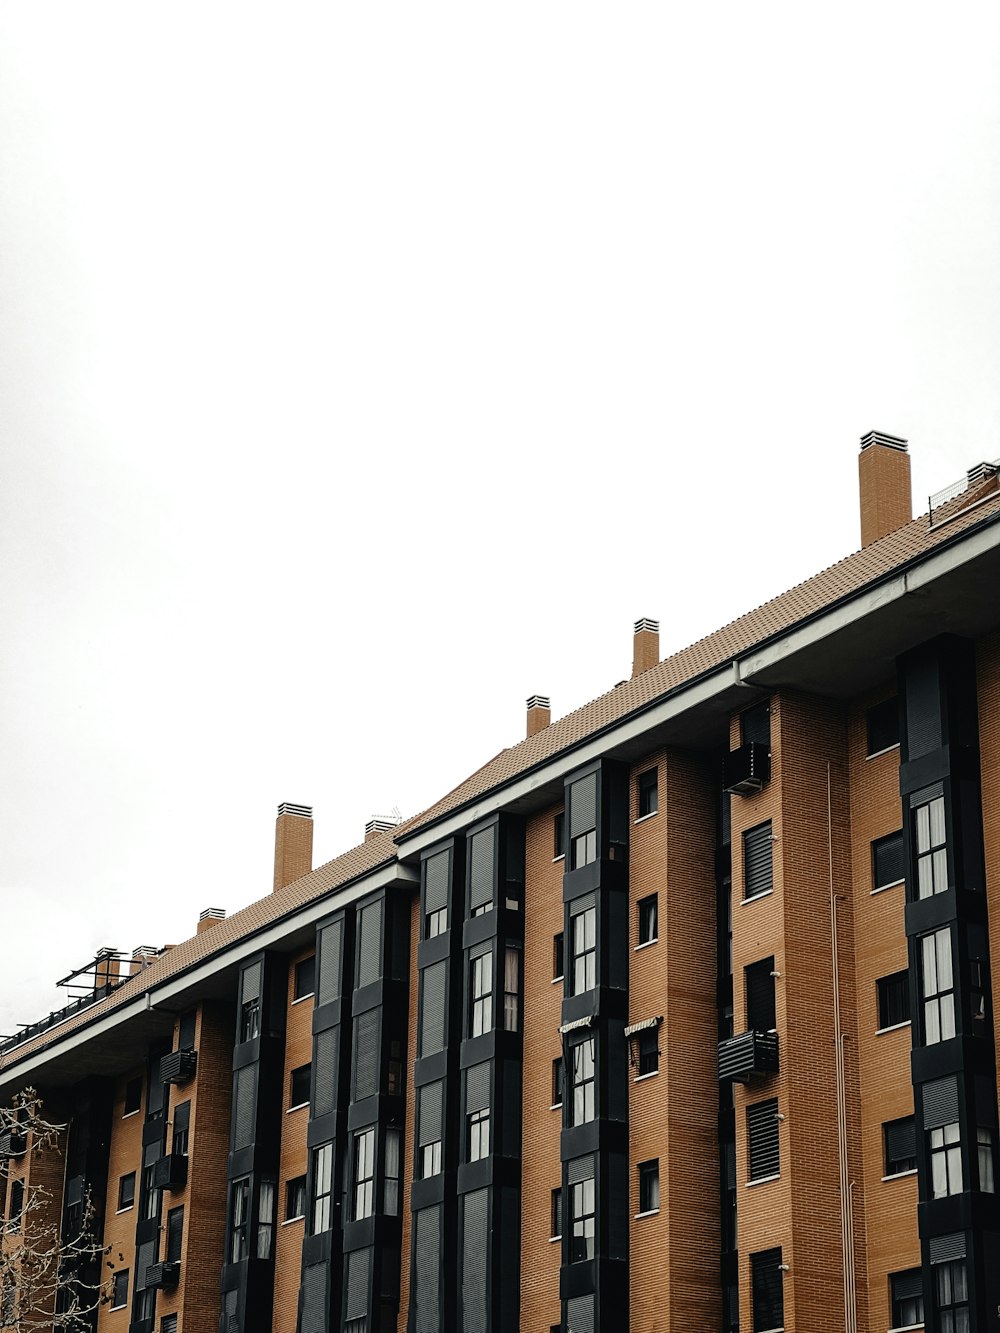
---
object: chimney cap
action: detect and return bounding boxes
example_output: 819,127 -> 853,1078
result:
277,802 -> 312,819
860,430 -> 908,453
199,907 -> 226,922
634,618 -> 659,635
526,694 -> 551,711
365,816 -> 399,837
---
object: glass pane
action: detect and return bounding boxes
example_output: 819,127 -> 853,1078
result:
936,931 -> 953,990
929,797 -> 946,847
916,804 -> 930,853
923,935 -> 938,992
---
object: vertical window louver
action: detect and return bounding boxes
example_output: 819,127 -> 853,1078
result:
461,1188 -> 490,1333
419,961 -> 447,1057
750,1248 -> 784,1332
312,1027 -> 339,1117
345,1246 -> 370,1330
317,919 -> 343,1007
469,826 -> 495,917
414,1206 -> 442,1333
353,1010 -> 380,1101
743,823 -> 773,900
424,850 -> 450,939
569,772 -> 598,870
356,899 -> 383,989
747,1100 -> 780,1181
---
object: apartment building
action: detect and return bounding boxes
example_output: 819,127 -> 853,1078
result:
2,432 -> 1000,1332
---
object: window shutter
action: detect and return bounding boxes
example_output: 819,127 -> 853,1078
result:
241,962 -> 262,1005
469,827 -> 496,913
873,831 -> 905,888
345,1247 -> 370,1322
892,1269 -> 923,1301
751,1248 -> 784,1332
313,1027 -> 339,1117
356,899 -> 383,989
414,1206 -> 442,1333
568,1154 -> 594,1185
317,919 -> 343,1006
743,823 -> 773,899
424,851 -> 450,915
461,1188 -> 490,1333
922,1076 -> 959,1129
740,703 -> 771,747
419,962 -> 447,1056
418,1082 -> 443,1147
136,1239 -> 156,1291
747,1099 -> 780,1180
300,1263 -> 327,1332
233,1065 -> 257,1149
885,1117 -> 915,1165
466,1062 -> 491,1115
746,958 -> 776,1032
566,1294 -> 595,1333
353,1009 -> 380,1101
929,1232 -> 966,1263
569,773 -> 597,839
167,1206 -> 184,1262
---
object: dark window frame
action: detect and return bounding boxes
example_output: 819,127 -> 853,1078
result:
293,955 -> 316,1000
571,902 -> 597,996
877,971 -> 911,1031
883,1116 -> 917,1176
117,1172 -> 136,1211
552,1057 -> 564,1107
637,893 -> 658,946
889,1268 -> 924,1329
111,1269 -> 129,1310
550,1188 -> 562,1239
229,1176 -> 251,1262
553,933 -> 564,980
637,1028 -> 659,1077
750,1247 -> 784,1333
742,822 -> 774,901
866,697 -> 899,756
353,1126 -> 376,1220
569,1174 -> 595,1263
290,1063 -> 312,1109
637,768 -> 658,819
286,1175 -> 306,1221
123,1076 -> 143,1117
467,1106 -> 490,1163
569,1035 -> 596,1126
554,811 -> 565,859
872,830 -> 905,892
638,1159 -> 659,1214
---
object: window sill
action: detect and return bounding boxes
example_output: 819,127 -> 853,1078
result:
122,1109 -> 141,1120
876,1021 -> 911,1036
549,1234 -> 562,1243
634,1208 -> 660,1219
866,743 -> 900,761
634,939 -> 658,953
633,1071 -> 659,1083
741,890 -> 774,906
552,975 -> 564,985
552,854 -> 565,864
282,1215 -> 305,1226
888,1325 -> 925,1333
550,1102 -> 563,1112
871,879 -> 905,896
633,811 -> 658,826
745,1174 -> 780,1188
287,1102 -> 309,1114
881,1169 -> 918,1182
114,1205 -> 135,1215
110,1304 -> 128,1313
291,992 -> 315,1006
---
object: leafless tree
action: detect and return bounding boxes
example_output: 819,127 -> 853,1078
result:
0,1088 -> 118,1332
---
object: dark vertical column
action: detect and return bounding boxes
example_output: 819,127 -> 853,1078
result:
131,1043 -> 171,1333
558,759 -> 629,1333
57,1076 -> 113,1329
219,951 -> 288,1333
898,636 -> 1000,1332
715,781 -> 738,1333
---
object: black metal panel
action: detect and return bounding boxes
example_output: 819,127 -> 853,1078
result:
413,1205 -> 441,1333
357,899 -> 383,991
353,1009 -> 380,1102
722,742 -> 771,795
742,823 -> 773,899
718,1030 -> 779,1083
460,1188 -> 489,1333
747,1099 -> 779,1180
160,1048 -> 197,1084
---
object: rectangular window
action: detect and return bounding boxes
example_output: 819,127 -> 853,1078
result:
873,831 -> 905,891
570,1036 -> 596,1126
638,1159 -> 659,1213
294,954 -> 316,1000
290,1063 -> 312,1109
161,1316 -> 178,1333
978,1126 -> 996,1192
470,949 -> 493,1037
554,812 -> 565,859
552,1057 -> 564,1107
569,1173 -> 595,1262
571,902 -> 597,995
571,828 -> 597,869
424,848 -> 450,939
637,1028 -> 659,1076
311,1143 -> 334,1234
469,825 -> 495,917
746,957 -> 776,1032
550,1188 -> 562,1239
387,1038 -> 404,1097
743,822 -> 773,900
172,1101 -> 190,1157
229,1177 -> 251,1261
934,1259 -> 969,1332
750,1247 -> 784,1332
921,927 -> 956,1044
111,1269 -> 129,1310
638,894 -> 658,945
167,1204 -> 184,1262
553,933 -> 564,980
467,1107 -> 490,1162
741,702 -> 771,747
8,1178 -> 23,1231
419,960 -> 447,1057
638,768 -> 658,818
384,1127 -> 401,1215
256,1184 -> 274,1259
914,790 -> 948,899
286,1175 -> 306,1220
239,962 -> 262,1043
124,1076 -> 143,1116
117,1172 -> 136,1211
929,1122 -> 963,1197
418,1082 -> 443,1179
890,1269 -> 924,1329
867,697 -> 899,755
353,1127 -> 376,1220
877,971 -> 911,1030
883,1117 -> 916,1176
504,947 -> 520,1032
747,1099 -> 780,1181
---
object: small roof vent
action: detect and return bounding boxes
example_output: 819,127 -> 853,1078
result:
365,817 -> 399,838
859,430 -> 908,453
199,908 -> 225,922
633,617 -> 660,635
526,694 -> 551,711
277,802 -> 312,819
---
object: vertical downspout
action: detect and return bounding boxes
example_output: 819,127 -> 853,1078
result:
828,762 -> 858,1333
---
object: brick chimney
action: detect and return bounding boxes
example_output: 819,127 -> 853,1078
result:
526,695 -> 551,738
198,908 -> 226,935
859,431 -> 911,547
632,619 -> 660,678
365,817 -> 397,842
273,803 -> 313,892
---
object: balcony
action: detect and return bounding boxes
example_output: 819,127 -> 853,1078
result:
159,1048 -> 197,1084
722,742 -> 771,795
718,1029 -> 779,1083
145,1261 -> 180,1290
0,1131 -> 26,1159
153,1152 -> 188,1192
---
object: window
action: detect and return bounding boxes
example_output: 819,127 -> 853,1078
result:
554,812 -> 565,859
166,1204 -> 184,1263
384,1127 -> 401,1215
877,971 -> 910,1030
637,894 -> 658,945
229,1177 -> 251,1261
550,1188 -> 562,1239
290,1063 -> 311,1109
387,1039 -> 404,1097
890,1269 -> 923,1329
553,933 -> 564,980
470,949 -> 493,1037
171,1101 -> 190,1157
934,1259 -> 969,1333
117,1172 -> 136,1211
419,960 -> 447,1056
883,1117 -> 916,1176
867,697 -> 899,755
750,1247 -> 784,1332
569,1172 -> 595,1261
111,1269 -> 129,1310
504,947 -> 520,1031
746,957 -> 776,1032
914,790 -> 948,899
294,955 -> 316,1000
467,1107 -> 490,1162
570,1036 -> 596,1126
311,1143 -> 334,1233
353,1127 -> 376,1220
929,1122 -> 963,1197
469,826 -> 495,917
873,831 -> 905,891
141,1160 -> 159,1220
572,828 -> 597,869
424,848 -> 450,939
8,1178 -> 23,1232
637,1028 -> 659,1076
256,1184 -> 274,1259
743,822 -> 773,900
286,1175 -> 306,1221
921,928 -> 956,1044
741,702 -> 771,747
571,902 -> 597,995
418,1082 -> 443,1179
637,768 -> 658,818
638,1160 -> 659,1213
552,1058 -> 564,1107
240,995 -> 260,1042
426,904 -> 447,938
747,1099 -> 780,1181
161,1316 -> 178,1333
978,1126 -> 996,1192
123,1076 -> 143,1116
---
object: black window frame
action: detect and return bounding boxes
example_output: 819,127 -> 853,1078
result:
929,1121 -> 963,1197
553,932 -> 564,980
554,811 -> 565,859
750,1247 -> 784,1333
747,1098 -> 780,1182
552,1057 -> 564,1107
934,1259 -> 969,1330
470,946 -> 494,1038
123,1076 -> 143,1117
866,697 -> 899,756
353,1126 -> 376,1221
294,954 -> 316,1001
877,971 -> 910,1031
310,1142 -> 334,1234
467,1106 -> 490,1163
569,1035 -> 596,1126
872,830 -> 905,892
921,927 -> 956,1045
883,1116 -> 917,1177
290,1063 -> 312,1110
111,1268 -> 129,1310
571,900 -> 597,996
889,1268 -> 923,1329
117,1171 -> 136,1211
745,957 -> 776,1033
569,1173 -> 595,1263
286,1174 -> 306,1221
550,1187 -> 562,1239
742,821 -> 773,901
637,768 -> 658,818
637,893 -> 658,946
637,1159 -> 659,1214
637,1028 -> 659,1077
229,1176 -> 251,1261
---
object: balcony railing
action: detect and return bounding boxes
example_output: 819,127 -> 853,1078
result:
153,1152 -> 188,1191
718,1029 -> 779,1083
160,1048 -> 197,1084
722,742 -> 771,795
0,1132 -> 27,1159
145,1261 -> 180,1290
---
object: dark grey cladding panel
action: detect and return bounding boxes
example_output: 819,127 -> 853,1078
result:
233,1065 -> 257,1150
567,1154 -> 594,1185
466,1062 -> 490,1115
569,772 -> 597,840
300,1262 -> 327,1333
566,1293 -> 595,1333
414,1205 -> 441,1333
313,1027 -> 339,1119
905,654 -> 943,759
469,827 -> 495,912
462,1187 -> 489,1333
929,1231 -> 967,1263
318,919 -> 343,1006
418,1081 -> 443,1146
420,961 -> 447,1057
353,1010 -> 380,1102
357,899 -> 383,990
424,850 -> 450,915
922,1076 -> 959,1129
241,962 -> 262,1004
345,1246 -> 370,1322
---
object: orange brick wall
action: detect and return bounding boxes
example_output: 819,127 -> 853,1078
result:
98,1070 -> 146,1333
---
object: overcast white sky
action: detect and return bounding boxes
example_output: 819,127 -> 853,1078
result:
2,4 -> 1000,1037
